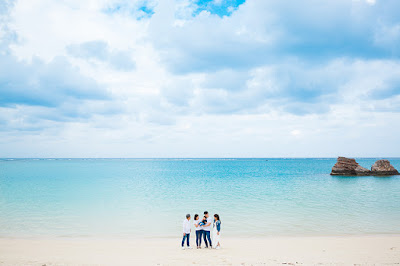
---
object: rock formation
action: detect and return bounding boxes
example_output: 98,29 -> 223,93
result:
330,157 -> 371,176
331,157 -> 399,176
371,160 -> 399,176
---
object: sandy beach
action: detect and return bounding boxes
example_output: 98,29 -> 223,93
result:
1,235 -> 399,265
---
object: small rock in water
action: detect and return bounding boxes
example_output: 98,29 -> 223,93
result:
371,160 -> 399,176
330,157 -> 371,176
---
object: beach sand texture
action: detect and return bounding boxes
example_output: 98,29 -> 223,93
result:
1,235 -> 399,265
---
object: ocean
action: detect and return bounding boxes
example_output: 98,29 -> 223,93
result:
0,158 -> 399,238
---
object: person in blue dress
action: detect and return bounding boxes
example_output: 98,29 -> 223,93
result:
212,214 -> 221,249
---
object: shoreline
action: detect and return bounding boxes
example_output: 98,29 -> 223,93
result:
2,232 -> 400,240
1,235 -> 399,265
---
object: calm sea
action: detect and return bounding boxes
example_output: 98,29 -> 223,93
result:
0,158 -> 399,238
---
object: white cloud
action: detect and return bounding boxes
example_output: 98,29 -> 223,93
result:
366,0 -> 376,5
291,130 -> 301,137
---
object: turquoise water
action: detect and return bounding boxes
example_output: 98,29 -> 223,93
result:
0,158 -> 399,238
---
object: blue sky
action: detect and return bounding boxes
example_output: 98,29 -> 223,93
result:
0,0 -> 400,157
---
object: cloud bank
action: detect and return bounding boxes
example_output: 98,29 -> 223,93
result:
0,0 -> 400,157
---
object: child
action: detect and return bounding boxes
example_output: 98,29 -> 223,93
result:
181,214 -> 192,250
198,216 -> 207,226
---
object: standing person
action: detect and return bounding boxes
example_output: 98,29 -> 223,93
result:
181,214 -> 192,250
212,214 -> 221,249
202,211 -> 212,248
193,214 -> 204,249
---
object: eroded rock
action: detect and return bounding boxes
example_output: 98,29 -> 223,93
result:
371,160 -> 399,176
330,157 -> 371,176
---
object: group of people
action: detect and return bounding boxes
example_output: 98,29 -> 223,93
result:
182,211 -> 221,250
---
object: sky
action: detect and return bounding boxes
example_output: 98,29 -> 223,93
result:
0,0 -> 400,158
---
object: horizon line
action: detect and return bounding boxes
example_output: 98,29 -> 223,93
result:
1,157 -> 400,160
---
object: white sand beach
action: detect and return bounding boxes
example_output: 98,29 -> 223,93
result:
1,235 -> 399,265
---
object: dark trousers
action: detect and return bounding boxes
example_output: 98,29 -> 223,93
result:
196,230 -> 203,247
181,233 -> 190,247
203,230 -> 212,247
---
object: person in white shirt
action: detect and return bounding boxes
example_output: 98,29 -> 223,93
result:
181,214 -> 192,249
193,214 -> 204,249
202,211 -> 213,248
